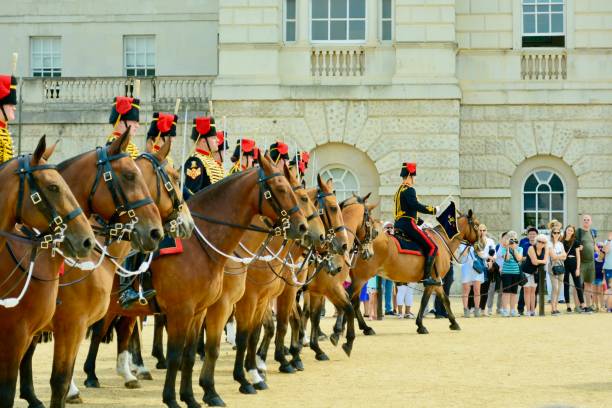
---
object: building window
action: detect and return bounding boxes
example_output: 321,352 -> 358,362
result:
124,36 -> 156,77
31,37 -> 62,77
311,0 -> 366,42
381,0 -> 392,41
522,0 -> 565,47
522,170 -> 565,231
285,0 -> 297,42
321,166 -> 360,203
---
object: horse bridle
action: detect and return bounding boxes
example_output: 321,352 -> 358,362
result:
257,167 -> 301,237
87,147 -> 153,242
342,197 -> 376,263
136,152 -> 185,234
316,189 -> 348,251
14,155 -> 83,248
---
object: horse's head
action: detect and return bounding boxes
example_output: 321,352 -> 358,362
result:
457,209 -> 480,244
256,153 -> 308,241
95,128 -> 163,252
284,165 -> 325,247
135,139 -> 194,239
10,136 -> 95,258
340,193 -> 378,261
315,174 -> 349,257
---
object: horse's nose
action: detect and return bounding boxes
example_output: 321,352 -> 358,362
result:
319,234 -> 325,243
82,238 -> 93,250
342,243 -> 348,251
150,228 -> 163,242
299,223 -> 308,234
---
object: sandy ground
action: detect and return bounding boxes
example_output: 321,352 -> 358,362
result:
13,300 -> 612,408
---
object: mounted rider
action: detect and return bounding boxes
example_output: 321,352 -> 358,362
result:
182,116 -> 226,200
106,96 -> 140,158
0,73 -> 17,164
215,129 -> 229,165
394,162 -> 440,286
289,151 -> 310,182
268,140 -> 290,167
229,138 -> 259,174
145,112 -> 178,155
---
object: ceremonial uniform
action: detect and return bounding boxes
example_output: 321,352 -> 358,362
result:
289,151 -> 310,179
106,96 -> 140,158
183,117 -> 225,200
269,140 -> 289,165
0,75 -> 17,164
394,162 -> 439,286
229,138 -> 258,175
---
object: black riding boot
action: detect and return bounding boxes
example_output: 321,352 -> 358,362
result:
421,255 -> 441,287
118,276 -> 140,309
139,269 -> 157,305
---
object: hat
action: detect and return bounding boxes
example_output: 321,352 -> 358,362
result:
289,151 -> 310,176
191,116 -> 216,141
217,130 -> 229,152
231,138 -> 259,162
269,140 -> 289,164
146,112 -> 178,140
0,75 -> 17,106
400,162 -> 416,177
109,96 -> 140,125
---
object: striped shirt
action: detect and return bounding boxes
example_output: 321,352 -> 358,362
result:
501,247 -> 523,275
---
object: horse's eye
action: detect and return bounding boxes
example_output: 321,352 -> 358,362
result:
300,196 -> 308,203
330,207 -> 338,213
47,184 -> 60,193
124,173 -> 136,181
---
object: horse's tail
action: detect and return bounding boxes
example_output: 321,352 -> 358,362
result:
85,317 -> 119,344
37,331 -> 53,343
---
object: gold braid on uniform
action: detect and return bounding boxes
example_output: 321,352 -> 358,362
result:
229,162 -> 241,175
106,133 -> 140,159
0,125 -> 15,164
195,150 -> 225,183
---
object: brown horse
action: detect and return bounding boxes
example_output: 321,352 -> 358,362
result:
0,136 -> 95,408
348,208 -> 480,335
255,177 -> 350,374
14,130 -> 167,408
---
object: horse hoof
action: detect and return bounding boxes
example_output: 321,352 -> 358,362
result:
137,371 -> 154,381
257,369 -> 267,380
83,378 -> 100,388
163,400 -> 182,408
279,363 -> 296,374
450,322 -> 461,331
291,360 -> 304,371
417,327 -> 429,335
341,343 -> 352,357
239,384 -> 257,395
25,400 -> 45,408
125,380 -> 141,389
363,327 -> 376,336
329,333 -> 339,347
181,396 -> 202,408
156,361 -> 168,370
203,395 -> 226,407
253,381 -> 268,391
66,394 -> 82,404
315,353 -> 329,361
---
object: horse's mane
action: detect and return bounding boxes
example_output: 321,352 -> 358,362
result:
57,150 -> 94,171
188,167 -> 257,202
339,195 -> 365,209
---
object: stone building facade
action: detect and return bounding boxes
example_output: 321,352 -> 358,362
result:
1,0 -> 611,236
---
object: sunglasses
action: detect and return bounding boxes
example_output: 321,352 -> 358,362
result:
552,231 -> 560,235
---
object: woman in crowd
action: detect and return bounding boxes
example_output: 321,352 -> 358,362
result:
500,231 -> 524,317
366,275 -> 379,321
603,232 -> 612,312
460,243 -> 479,317
523,234 -> 549,316
474,224 -> 496,317
563,225 -> 585,313
396,282 -> 416,319
549,225 -> 567,315
593,243 -> 605,312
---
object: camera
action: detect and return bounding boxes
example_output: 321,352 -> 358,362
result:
488,248 -> 495,256
509,239 -> 518,245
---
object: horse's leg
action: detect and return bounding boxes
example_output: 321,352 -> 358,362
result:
416,286 -> 434,334
351,280 -> 376,335
273,296 -> 295,374
326,285 -> 356,357
179,314 -> 202,408
114,316 -> 140,389
288,303 -> 304,371
245,322 -> 267,390
435,285 -> 461,331
129,319 -> 153,380
300,291 -> 310,346
50,322 -> 87,408
152,314 -> 167,369
19,337 -> 42,408
256,308 -> 274,375
232,307 -> 257,395
83,317 -> 113,388
162,311 -> 192,408
200,303 -> 231,407
196,321 -> 205,361
308,294 -> 328,361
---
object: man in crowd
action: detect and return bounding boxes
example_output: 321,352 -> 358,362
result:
517,227 -> 538,315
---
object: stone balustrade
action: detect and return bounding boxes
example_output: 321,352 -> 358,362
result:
520,51 -> 567,80
311,48 -> 365,77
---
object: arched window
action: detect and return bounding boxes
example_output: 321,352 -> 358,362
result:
523,170 -> 565,231
320,166 -> 360,203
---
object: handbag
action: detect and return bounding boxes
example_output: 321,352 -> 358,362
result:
552,264 -> 565,275
472,255 -> 488,275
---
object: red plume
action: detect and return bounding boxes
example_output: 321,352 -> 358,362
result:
241,138 -> 256,153
406,162 -> 417,174
115,96 -> 134,115
157,113 -> 174,133
277,141 -> 289,155
195,117 -> 211,135
216,131 -> 225,146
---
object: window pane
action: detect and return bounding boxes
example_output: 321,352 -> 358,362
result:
524,213 -> 536,230
286,0 -> 296,19
137,53 -> 146,66
537,212 -> 550,230
331,20 -> 347,40
147,69 -> 155,77
523,0 -> 536,3
126,68 -> 135,76
349,0 -> 365,18
146,52 -> 155,67
551,13 -> 563,32
312,0 -> 328,18
524,193 -> 536,211
331,0 -> 346,18
523,5 -> 535,12
552,212 -> 564,223
312,20 -> 329,40
524,14 -> 536,33
537,4 -> 549,12
524,175 -> 538,191
126,38 -> 135,52
537,193 -> 550,210
536,170 -> 551,181
537,13 -> 549,33
537,184 -> 550,192
286,21 -> 296,41
382,21 -> 392,41
383,0 -> 392,19
551,193 -> 563,211
137,69 -> 145,76
349,20 -> 365,40
549,175 -> 563,191
551,4 -> 563,12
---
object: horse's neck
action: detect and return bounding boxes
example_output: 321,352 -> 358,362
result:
0,164 -> 20,250
59,152 -> 97,217
342,206 -> 364,249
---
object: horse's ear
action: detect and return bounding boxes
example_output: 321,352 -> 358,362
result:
317,173 -> 325,190
366,201 -> 378,211
467,209 -> 473,219
326,178 -> 334,190
43,139 -> 59,161
259,151 -> 272,171
363,192 -> 372,202
283,163 -> 293,180
109,126 -> 131,155
31,135 -> 47,165
156,137 -> 172,161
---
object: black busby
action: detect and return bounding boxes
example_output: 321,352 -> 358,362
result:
400,162 -> 417,178
146,112 -> 178,140
217,130 -> 229,152
0,75 -> 17,106
230,138 -> 258,163
191,116 -> 217,141
109,96 -> 140,125
269,140 -> 289,164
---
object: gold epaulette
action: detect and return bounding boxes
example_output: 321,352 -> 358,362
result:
0,127 -> 15,164
194,151 -> 225,184
106,134 -> 140,159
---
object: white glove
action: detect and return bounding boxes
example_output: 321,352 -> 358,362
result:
434,206 -> 440,214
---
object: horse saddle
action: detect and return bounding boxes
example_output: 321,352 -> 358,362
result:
388,229 -> 426,256
154,236 -> 184,258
